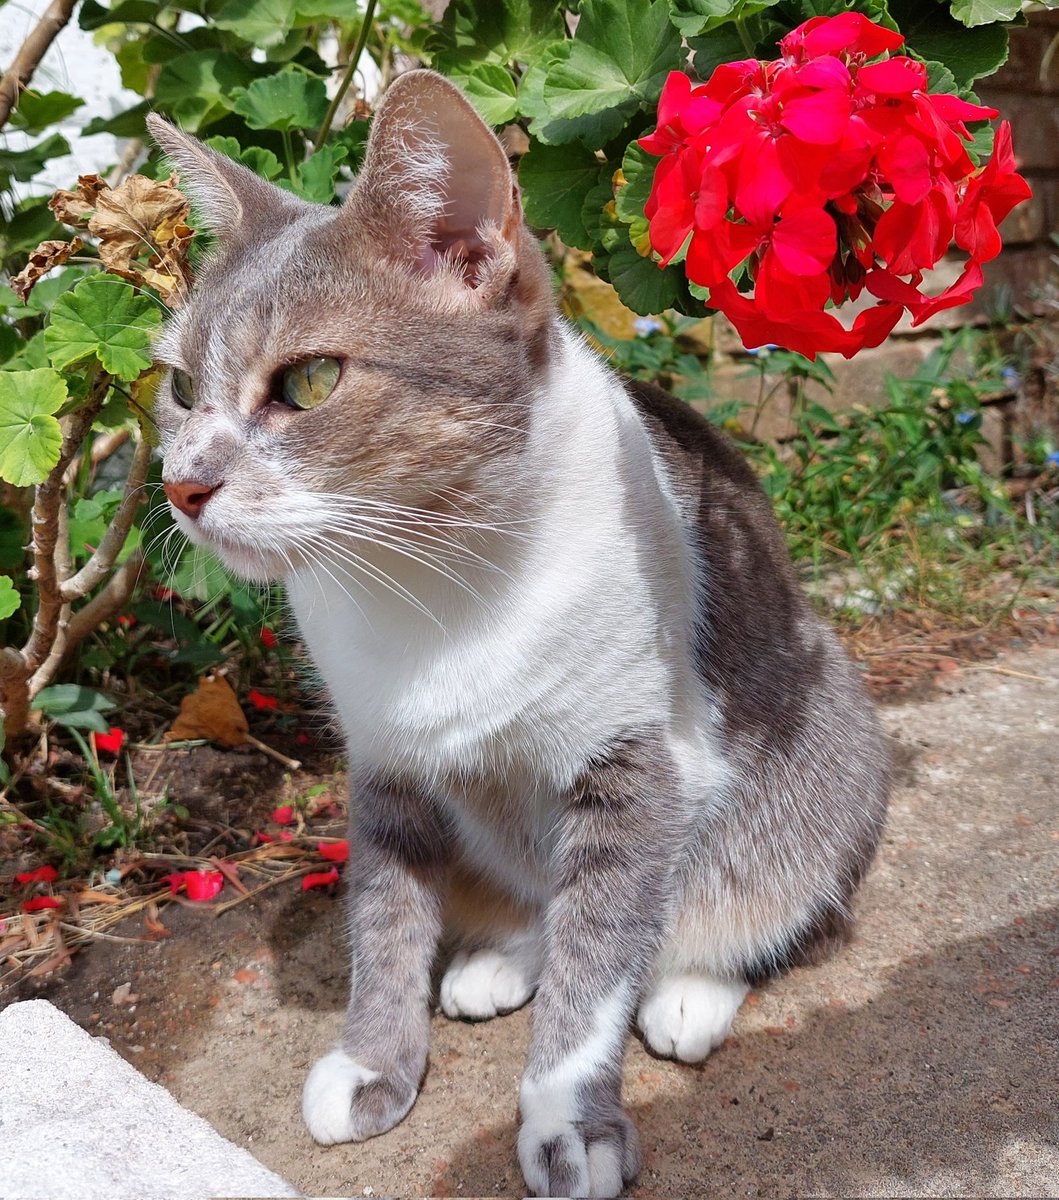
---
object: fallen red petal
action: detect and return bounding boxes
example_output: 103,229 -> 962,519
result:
23,896 -> 63,912
318,840 -> 350,863
94,727 -> 126,755
302,867 -> 341,891
16,865 -> 59,884
272,805 -> 295,825
248,689 -> 278,710
183,870 -> 225,902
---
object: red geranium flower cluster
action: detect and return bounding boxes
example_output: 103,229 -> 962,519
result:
640,12 -> 1031,359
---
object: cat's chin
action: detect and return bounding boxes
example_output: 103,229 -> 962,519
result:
213,542 -> 289,584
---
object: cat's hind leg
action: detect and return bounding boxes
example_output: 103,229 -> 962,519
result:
438,863 -> 541,1021
636,972 -> 748,1063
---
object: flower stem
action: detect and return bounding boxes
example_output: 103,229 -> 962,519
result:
735,18 -> 756,58
317,0 -> 378,146
281,128 -> 296,183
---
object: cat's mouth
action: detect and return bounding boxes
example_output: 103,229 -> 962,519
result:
177,517 -> 291,584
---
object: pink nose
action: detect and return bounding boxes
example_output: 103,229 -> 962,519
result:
164,479 -> 221,519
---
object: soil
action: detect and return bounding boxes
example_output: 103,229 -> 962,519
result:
6,645 -> 1059,1198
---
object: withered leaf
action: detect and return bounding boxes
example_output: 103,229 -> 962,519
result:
89,172 -> 189,273
11,237 -> 84,302
49,174 -> 108,227
166,674 -> 249,748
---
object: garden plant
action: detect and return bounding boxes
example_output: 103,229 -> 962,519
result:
1,0 -> 1057,958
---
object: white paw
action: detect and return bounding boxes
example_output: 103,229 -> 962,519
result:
518,1112 -> 640,1198
303,1047 -> 417,1144
637,973 -> 747,1063
440,948 -> 535,1020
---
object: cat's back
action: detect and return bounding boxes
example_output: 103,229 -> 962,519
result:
625,378 -> 873,752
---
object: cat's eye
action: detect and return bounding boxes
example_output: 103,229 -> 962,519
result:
280,356 -> 341,410
171,368 -> 195,410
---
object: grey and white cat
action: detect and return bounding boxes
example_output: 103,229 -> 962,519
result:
149,70 -> 888,1199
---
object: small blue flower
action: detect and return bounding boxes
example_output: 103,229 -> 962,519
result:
1046,451 -> 1059,467
1002,366 -> 1022,389
956,411 -> 976,425
634,316 -> 664,337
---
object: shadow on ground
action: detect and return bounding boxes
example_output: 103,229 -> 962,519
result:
433,906 -> 1059,1199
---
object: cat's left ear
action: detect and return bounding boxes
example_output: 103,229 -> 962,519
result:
147,113 -> 307,243
341,70 -> 522,294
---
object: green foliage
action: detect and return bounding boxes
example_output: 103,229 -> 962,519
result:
0,368 -> 67,487
44,278 -> 160,380
32,684 -> 117,733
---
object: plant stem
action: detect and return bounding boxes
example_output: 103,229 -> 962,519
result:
317,0 -> 379,145
735,18 -> 756,58
281,128 -> 296,182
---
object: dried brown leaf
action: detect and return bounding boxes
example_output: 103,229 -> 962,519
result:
48,174 -> 108,227
166,674 -> 249,748
10,237 -> 83,302
89,172 -> 189,273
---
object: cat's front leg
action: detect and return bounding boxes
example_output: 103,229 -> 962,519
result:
303,776 -> 448,1144
518,734 -> 682,1198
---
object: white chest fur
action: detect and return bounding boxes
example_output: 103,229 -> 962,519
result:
285,333 -> 725,884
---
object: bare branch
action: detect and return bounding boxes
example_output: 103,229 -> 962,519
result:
61,436 -> 151,601
0,0 -> 80,131
21,395 -> 103,677
48,549 -> 145,686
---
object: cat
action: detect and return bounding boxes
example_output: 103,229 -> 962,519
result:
148,69 -> 888,1200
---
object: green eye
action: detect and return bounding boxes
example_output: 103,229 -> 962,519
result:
280,356 -> 341,410
172,368 -> 195,410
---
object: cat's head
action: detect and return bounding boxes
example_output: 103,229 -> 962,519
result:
148,71 -> 555,583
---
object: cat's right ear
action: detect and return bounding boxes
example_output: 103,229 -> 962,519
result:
146,113 -> 304,243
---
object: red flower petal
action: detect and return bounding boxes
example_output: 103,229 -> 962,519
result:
94,727 -> 125,755
318,840 -> 349,863
23,896 -> 63,912
183,870 -> 224,902
260,627 -> 278,650
16,865 -> 59,884
302,867 -> 341,892
248,689 -> 278,710
272,805 -> 295,825
779,88 -> 851,145
856,57 -> 927,97
770,208 -> 837,276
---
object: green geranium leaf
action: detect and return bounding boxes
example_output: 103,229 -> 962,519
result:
232,68 -> 328,132
686,23 -> 754,77
204,136 -> 285,180
216,0 -> 302,45
608,243 -> 683,315
45,277 -> 160,381
615,141 -> 656,226
0,368 -> 67,487
10,90 -> 83,135
155,51 -> 254,132
428,0 -> 566,69
890,0 -> 1009,85
462,63 -> 519,125
520,140 -> 605,249
79,0 -> 161,29
949,0 -> 1022,27
668,0 -> 781,39
82,99 -> 151,138
32,683 -> 115,733
0,577 -> 20,621
284,145 -> 349,203
519,52 -> 629,147
0,134 -> 69,191
540,0 -> 681,123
